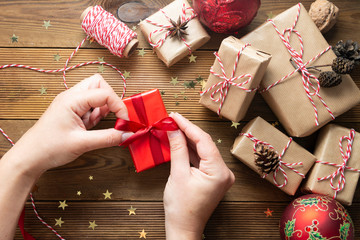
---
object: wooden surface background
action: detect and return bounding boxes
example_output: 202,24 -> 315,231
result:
0,0 -> 359,239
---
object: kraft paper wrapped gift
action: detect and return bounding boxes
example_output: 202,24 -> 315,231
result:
139,0 -> 210,67
199,36 -> 271,122
231,117 -> 316,195
240,3 -> 360,137
303,124 -> 360,205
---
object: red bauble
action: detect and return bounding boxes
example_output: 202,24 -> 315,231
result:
193,0 -> 261,34
280,194 -> 355,240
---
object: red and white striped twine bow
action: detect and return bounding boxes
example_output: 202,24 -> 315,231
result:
200,44 -> 256,115
240,132 -> 305,188
316,129 -> 360,199
0,128 -> 65,239
260,3 -> 334,126
145,3 -> 196,53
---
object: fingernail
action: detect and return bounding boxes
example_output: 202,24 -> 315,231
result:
121,132 -> 133,142
168,130 -> 181,138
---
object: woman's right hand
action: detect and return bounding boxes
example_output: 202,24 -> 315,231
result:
164,112 -> 235,240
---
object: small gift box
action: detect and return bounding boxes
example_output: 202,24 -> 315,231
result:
231,117 -> 316,195
240,3 -> 360,137
199,36 -> 271,122
114,89 -> 178,172
139,0 -> 210,67
303,124 -> 360,205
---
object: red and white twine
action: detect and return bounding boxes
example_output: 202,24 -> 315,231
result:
260,3 -> 334,126
316,129 -> 360,199
200,44 -> 256,115
240,132 -> 305,188
145,3 -> 196,53
0,128 -> 65,239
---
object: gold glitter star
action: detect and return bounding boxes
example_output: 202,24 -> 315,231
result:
231,121 -> 240,129
201,80 -> 207,91
184,80 -> 196,89
160,90 -> 165,95
267,11 -> 275,19
55,217 -> 64,227
264,208 -> 273,217
42,20 -> 52,29
217,139 -> 222,143
202,233 -> 206,239
196,75 -> 203,83
123,71 -> 131,79
103,190 -> 112,199
53,53 -> 61,61
58,200 -> 68,210
89,220 -> 98,230
170,77 -> 179,86
139,229 -> 147,239
174,94 -> 179,99
77,191 -> 82,196
89,175 -> 94,180
138,48 -> 146,57
89,37 -> 95,43
180,91 -> 185,95
38,85 -> 47,95
98,64 -> 105,73
175,101 -> 180,106
188,54 -> 197,63
98,57 -> 104,62
10,34 -> 18,43
183,96 -> 188,100
127,206 -> 137,215
132,25 -> 137,31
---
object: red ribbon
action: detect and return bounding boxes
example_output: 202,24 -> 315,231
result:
19,208 -> 36,240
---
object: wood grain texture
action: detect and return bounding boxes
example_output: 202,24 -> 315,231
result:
14,201 -> 360,239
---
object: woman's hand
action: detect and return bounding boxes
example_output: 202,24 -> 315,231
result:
4,73 -> 128,178
164,112 -> 235,240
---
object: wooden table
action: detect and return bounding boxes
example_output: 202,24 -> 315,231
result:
0,0 -> 359,239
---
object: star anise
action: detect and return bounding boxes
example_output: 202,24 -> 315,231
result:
167,16 -> 189,40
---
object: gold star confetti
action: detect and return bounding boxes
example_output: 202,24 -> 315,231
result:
175,101 -> 180,106
127,206 -> 137,215
89,220 -> 98,230
58,200 -> 68,210
264,208 -> 273,217
202,233 -> 206,239
231,121 -> 240,129
132,25 -> 137,31
98,57 -> 104,62
267,11 -> 275,19
89,175 -> 94,180
89,37 -> 95,43
77,191 -> 82,196
271,121 -> 279,127
180,91 -> 185,95
103,190 -> 112,199
10,34 -> 18,43
201,80 -> 207,90
38,85 -> 47,95
183,96 -> 188,100
138,48 -> 146,57
184,80 -> 196,89
139,229 -> 147,239
174,94 -> 179,99
123,71 -> 131,79
217,139 -> 222,143
170,77 -> 179,86
189,54 -> 197,63
55,217 -> 64,227
160,90 -> 165,96
196,75 -> 203,83
42,20 -> 52,29
53,53 -> 61,61
98,64 -> 105,73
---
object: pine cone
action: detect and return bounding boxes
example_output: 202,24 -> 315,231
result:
318,71 -> 342,88
254,144 -> 280,175
333,40 -> 360,63
332,57 -> 355,74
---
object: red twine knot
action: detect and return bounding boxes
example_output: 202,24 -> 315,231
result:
241,132 -> 305,188
260,3 -> 334,126
316,129 -> 360,199
200,44 -> 257,115
145,3 -> 196,53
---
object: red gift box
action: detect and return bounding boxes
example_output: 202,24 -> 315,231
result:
114,89 -> 178,172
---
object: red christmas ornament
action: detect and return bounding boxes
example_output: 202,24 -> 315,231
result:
280,194 -> 355,240
192,0 -> 261,34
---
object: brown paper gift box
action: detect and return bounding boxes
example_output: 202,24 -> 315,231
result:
199,36 -> 271,122
303,124 -> 360,205
139,0 -> 210,67
240,3 -> 360,137
231,117 -> 316,195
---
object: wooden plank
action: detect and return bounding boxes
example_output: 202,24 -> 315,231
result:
14,201 -> 360,239
0,0 -> 359,49
0,48 -> 359,121
1,120 -> 360,202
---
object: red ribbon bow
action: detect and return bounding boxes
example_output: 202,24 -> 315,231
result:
316,129 -> 360,199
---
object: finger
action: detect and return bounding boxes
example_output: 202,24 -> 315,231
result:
70,73 -> 105,92
80,128 -> 129,151
167,130 -> 190,177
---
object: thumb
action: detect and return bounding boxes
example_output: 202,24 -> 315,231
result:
167,130 -> 190,177
81,128 -> 132,152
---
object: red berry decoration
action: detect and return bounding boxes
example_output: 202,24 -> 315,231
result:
280,194 -> 355,240
192,0 -> 261,34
